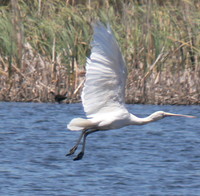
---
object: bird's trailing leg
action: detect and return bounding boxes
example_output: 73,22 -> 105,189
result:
73,129 -> 99,161
66,130 -> 86,156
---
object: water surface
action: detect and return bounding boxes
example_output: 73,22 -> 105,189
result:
0,102 -> 200,196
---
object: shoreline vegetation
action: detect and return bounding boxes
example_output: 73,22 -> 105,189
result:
0,0 -> 199,104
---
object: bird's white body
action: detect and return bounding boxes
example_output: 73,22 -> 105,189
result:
66,22 -> 195,160
68,109 -> 131,131
68,22 -> 130,131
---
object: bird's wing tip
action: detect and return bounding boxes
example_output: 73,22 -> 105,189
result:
92,21 -> 111,31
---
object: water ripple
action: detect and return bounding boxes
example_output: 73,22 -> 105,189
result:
0,102 -> 200,195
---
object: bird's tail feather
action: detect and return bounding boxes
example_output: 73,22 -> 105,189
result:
67,118 -> 95,131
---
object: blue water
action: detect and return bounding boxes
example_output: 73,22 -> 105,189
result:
0,102 -> 200,196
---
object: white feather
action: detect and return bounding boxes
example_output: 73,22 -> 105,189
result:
81,22 -> 128,118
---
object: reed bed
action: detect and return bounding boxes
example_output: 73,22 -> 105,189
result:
0,0 -> 199,104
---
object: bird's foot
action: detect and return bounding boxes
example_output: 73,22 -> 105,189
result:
73,152 -> 84,161
66,146 -> 77,156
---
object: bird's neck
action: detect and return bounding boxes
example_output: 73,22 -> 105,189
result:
130,113 -> 159,125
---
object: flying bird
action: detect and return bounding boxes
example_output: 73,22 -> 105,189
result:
66,22 -> 196,161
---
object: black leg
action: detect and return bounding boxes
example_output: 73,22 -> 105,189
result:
66,130 -> 86,156
73,129 -> 98,161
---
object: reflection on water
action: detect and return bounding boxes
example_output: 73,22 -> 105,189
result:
0,102 -> 200,195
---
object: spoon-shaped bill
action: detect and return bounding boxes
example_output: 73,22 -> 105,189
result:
164,112 -> 196,118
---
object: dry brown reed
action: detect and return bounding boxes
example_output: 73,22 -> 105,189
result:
0,0 -> 199,104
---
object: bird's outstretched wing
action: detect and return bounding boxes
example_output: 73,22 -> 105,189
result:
82,22 -> 128,118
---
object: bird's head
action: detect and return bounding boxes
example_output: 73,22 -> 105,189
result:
150,111 -> 196,121
50,91 -> 55,95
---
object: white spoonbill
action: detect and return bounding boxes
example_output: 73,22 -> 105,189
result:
66,22 -> 196,161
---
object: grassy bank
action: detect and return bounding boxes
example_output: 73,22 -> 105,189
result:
0,0 -> 199,104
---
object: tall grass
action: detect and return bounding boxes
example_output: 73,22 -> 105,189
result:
0,0 -> 199,103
